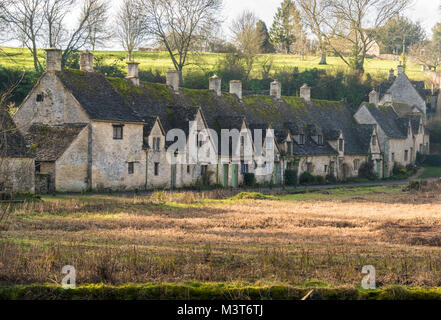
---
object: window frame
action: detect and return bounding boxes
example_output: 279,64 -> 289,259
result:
113,125 -> 124,140
154,162 -> 159,176
128,162 -> 135,174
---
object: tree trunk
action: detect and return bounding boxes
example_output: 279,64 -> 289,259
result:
319,52 -> 327,65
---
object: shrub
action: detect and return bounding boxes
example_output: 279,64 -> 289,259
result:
243,173 -> 256,187
392,163 -> 407,176
326,174 -> 337,184
358,161 -> 376,180
314,175 -> 325,185
284,170 -> 298,186
299,171 -> 315,185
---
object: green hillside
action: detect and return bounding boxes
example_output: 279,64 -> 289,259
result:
0,46 -> 427,80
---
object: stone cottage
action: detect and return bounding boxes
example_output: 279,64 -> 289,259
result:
14,49 -> 429,192
0,108 -> 34,194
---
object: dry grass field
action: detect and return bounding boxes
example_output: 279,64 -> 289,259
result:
1,184 -> 441,289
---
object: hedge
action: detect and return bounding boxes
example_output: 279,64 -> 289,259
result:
1,283 -> 441,300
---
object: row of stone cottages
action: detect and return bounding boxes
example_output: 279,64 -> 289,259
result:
1,49 -> 430,193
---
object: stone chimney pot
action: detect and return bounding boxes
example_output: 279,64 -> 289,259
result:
45,48 -> 62,72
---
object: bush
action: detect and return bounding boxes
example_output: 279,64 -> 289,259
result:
284,170 -> 298,186
299,171 -> 315,185
326,174 -> 337,184
358,161 -> 376,180
314,175 -> 325,185
392,163 -> 407,176
243,173 -> 256,187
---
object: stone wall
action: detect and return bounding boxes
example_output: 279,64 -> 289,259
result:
91,121 -> 146,191
13,73 -> 90,133
55,126 -> 89,192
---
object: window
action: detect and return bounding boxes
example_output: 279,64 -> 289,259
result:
187,165 -> 191,174
240,161 -> 248,174
299,135 -> 305,145
404,150 -> 409,162
338,139 -> 344,152
154,162 -> 159,176
36,93 -> 44,102
152,137 -> 161,151
317,135 -> 323,145
306,163 -> 313,172
201,165 -> 208,176
391,153 -> 395,162
354,159 -> 360,171
265,162 -> 271,174
287,142 -> 292,155
240,135 -> 245,147
128,162 -> 134,174
324,165 -> 328,173
35,161 -> 41,173
113,125 -> 123,140
372,135 -> 376,146
420,144 -> 423,153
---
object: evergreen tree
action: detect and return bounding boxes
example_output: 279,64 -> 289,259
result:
256,20 -> 275,53
270,0 -> 304,54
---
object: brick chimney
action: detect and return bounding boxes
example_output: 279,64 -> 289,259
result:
80,50 -> 94,72
45,48 -> 62,72
384,92 -> 393,105
166,69 -> 180,92
300,84 -> 311,102
209,75 -> 222,96
229,80 -> 242,100
126,62 -> 140,86
369,90 -> 379,106
270,80 -> 281,100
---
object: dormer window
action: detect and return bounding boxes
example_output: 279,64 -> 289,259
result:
36,93 -> 44,102
338,138 -> 344,152
299,134 -> 305,145
372,135 -> 376,146
317,135 -> 323,145
287,141 -> 292,155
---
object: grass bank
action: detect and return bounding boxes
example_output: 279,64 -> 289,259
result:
1,283 -> 441,300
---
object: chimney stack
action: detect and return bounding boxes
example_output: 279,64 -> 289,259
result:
389,68 -> 395,81
126,62 -> 140,86
45,48 -> 62,72
300,84 -> 311,102
80,50 -> 94,72
384,92 -> 393,105
270,80 -> 281,100
369,90 -> 379,106
209,75 -> 222,96
229,80 -> 242,100
397,65 -> 404,75
166,69 -> 180,92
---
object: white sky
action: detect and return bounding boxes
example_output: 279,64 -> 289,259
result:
3,0 -> 441,50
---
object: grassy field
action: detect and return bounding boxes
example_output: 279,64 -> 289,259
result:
420,167 -> 441,179
1,184 -> 441,296
0,46 -> 428,80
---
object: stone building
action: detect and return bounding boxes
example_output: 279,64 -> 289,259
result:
13,50 -> 429,192
373,66 -> 427,117
0,108 -> 34,194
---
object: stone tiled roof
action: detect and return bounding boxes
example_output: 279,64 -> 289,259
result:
56,70 -> 141,123
0,109 -> 32,158
378,74 -> 426,102
25,123 -> 87,161
363,104 -> 407,139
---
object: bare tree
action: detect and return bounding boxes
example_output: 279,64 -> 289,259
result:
43,0 -> 73,48
59,0 -> 108,65
140,0 -> 223,81
85,0 -> 111,50
116,0 -> 145,61
296,0 -> 331,65
325,0 -> 411,73
1,0 -> 46,72
231,10 -> 263,79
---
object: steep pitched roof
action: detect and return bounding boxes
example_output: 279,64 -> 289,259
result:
354,124 -> 376,154
0,108 -> 32,158
55,70 -> 141,123
25,123 -> 87,161
378,73 -> 426,102
363,104 -> 407,139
